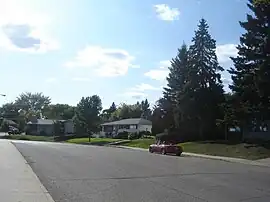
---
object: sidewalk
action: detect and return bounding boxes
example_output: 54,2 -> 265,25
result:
0,140 -> 55,202
114,145 -> 270,168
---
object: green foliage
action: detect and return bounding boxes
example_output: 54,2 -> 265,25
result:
128,132 -> 143,140
0,102 -> 21,120
53,121 -> 62,136
43,104 -> 75,120
0,120 -> 9,132
15,92 -> 51,113
228,0 -> 270,122
39,130 -> 48,136
0,135 -> 54,142
115,131 -> 129,139
185,18 -> 224,138
164,44 -> 189,129
121,139 -> 155,149
74,95 -> 102,136
140,99 -> 151,119
101,99 -> 152,122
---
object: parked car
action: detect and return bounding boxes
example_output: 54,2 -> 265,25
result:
8,126 -> 20,135
149,141 -> 183,156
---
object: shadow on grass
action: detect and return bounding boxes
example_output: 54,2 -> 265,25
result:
198,140 -> 270,150
80,141 -> 114,146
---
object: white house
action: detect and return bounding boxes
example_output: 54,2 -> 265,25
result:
27,118 -> 74,136
100,118 -> 152,137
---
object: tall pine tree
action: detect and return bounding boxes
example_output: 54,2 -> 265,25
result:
164,43 -> 189,128
185,19 -> 224,139
229,0 -> 270,123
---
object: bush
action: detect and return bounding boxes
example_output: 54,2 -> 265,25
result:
115,131 -> 129,139
128,132 -> 142,140
0,121 -> 9,132
138,131 -> 152,137
39,130 -> 47,136
156,132 -> 182,143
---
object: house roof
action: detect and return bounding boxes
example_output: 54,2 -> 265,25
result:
3,119 -> 18,126
101,118 -> 152,126
27,119 -> 55,125
27,119 -> 72,125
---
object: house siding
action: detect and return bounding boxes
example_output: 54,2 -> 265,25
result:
243,120 -> 270,140
64,121 -> 74,134
37,125 -> 54,136
138,124 -> 152,132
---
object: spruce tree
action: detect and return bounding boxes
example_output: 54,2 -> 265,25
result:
228,0 -> 270,122
186,18 -> 224,139
163,44 -> 189,128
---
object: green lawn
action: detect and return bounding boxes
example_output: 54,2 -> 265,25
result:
118,138 -> 270,160
66,137 -> 122,145
179,141 -> 270,160
0,135 -> 54,142
121,139 -> 155,149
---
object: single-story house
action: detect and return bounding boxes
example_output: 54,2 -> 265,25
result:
242,120 -> 270,141
100,118 -> 152,137
1,119 -> 18,127
27,118 -> 74,136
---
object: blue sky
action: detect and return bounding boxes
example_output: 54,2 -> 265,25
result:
0,0 -> 249,108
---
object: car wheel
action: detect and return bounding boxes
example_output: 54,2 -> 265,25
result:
149,147 -> 153,153
161,149 -> 166,155
176,151 -> 181,156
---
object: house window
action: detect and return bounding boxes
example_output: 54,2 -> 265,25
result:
130,125 -> 137,129
249,120 -> 268,132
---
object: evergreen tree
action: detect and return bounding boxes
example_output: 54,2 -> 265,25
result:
108,102 -> 117,114
164,44 -> 189,128
228,0 -> 270,122
185,19 -> 224,139
141,99 -> 151,119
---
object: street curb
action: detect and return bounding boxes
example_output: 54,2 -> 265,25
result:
112,145 -> 270,168
11,142 -> 56,202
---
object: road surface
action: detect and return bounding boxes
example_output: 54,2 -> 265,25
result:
14,142 -> 270,202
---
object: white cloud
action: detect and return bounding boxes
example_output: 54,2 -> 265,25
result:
130,83 -> 160,92
154,4 -> 180,21
0,0 -> 59,53
144,60 -> 171,81
121,91 -> 147,100
130,64 -> 141,69
65,46 -> 136,77
216,44 -> 238,63
72,77 -> 91,82
144,69 -> 169,81
159,60 -> 171,69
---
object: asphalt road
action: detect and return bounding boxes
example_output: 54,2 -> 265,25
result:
14,142 -> 270,202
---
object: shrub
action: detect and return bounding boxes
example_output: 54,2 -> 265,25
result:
115,131 -> 129,139
138,131 -> 152,137
128,132 -> 142,140
39,130 -> 48,136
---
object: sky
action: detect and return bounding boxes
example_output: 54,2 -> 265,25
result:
0,0 -> 249,108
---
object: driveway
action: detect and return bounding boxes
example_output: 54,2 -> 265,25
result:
14,141 -> 270,202
0,132 -> 7,137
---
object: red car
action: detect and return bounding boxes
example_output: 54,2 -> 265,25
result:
149,141 -> 183,156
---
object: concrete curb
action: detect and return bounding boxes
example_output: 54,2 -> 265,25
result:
112,145 -> 270,168
10,141 -> 56,202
